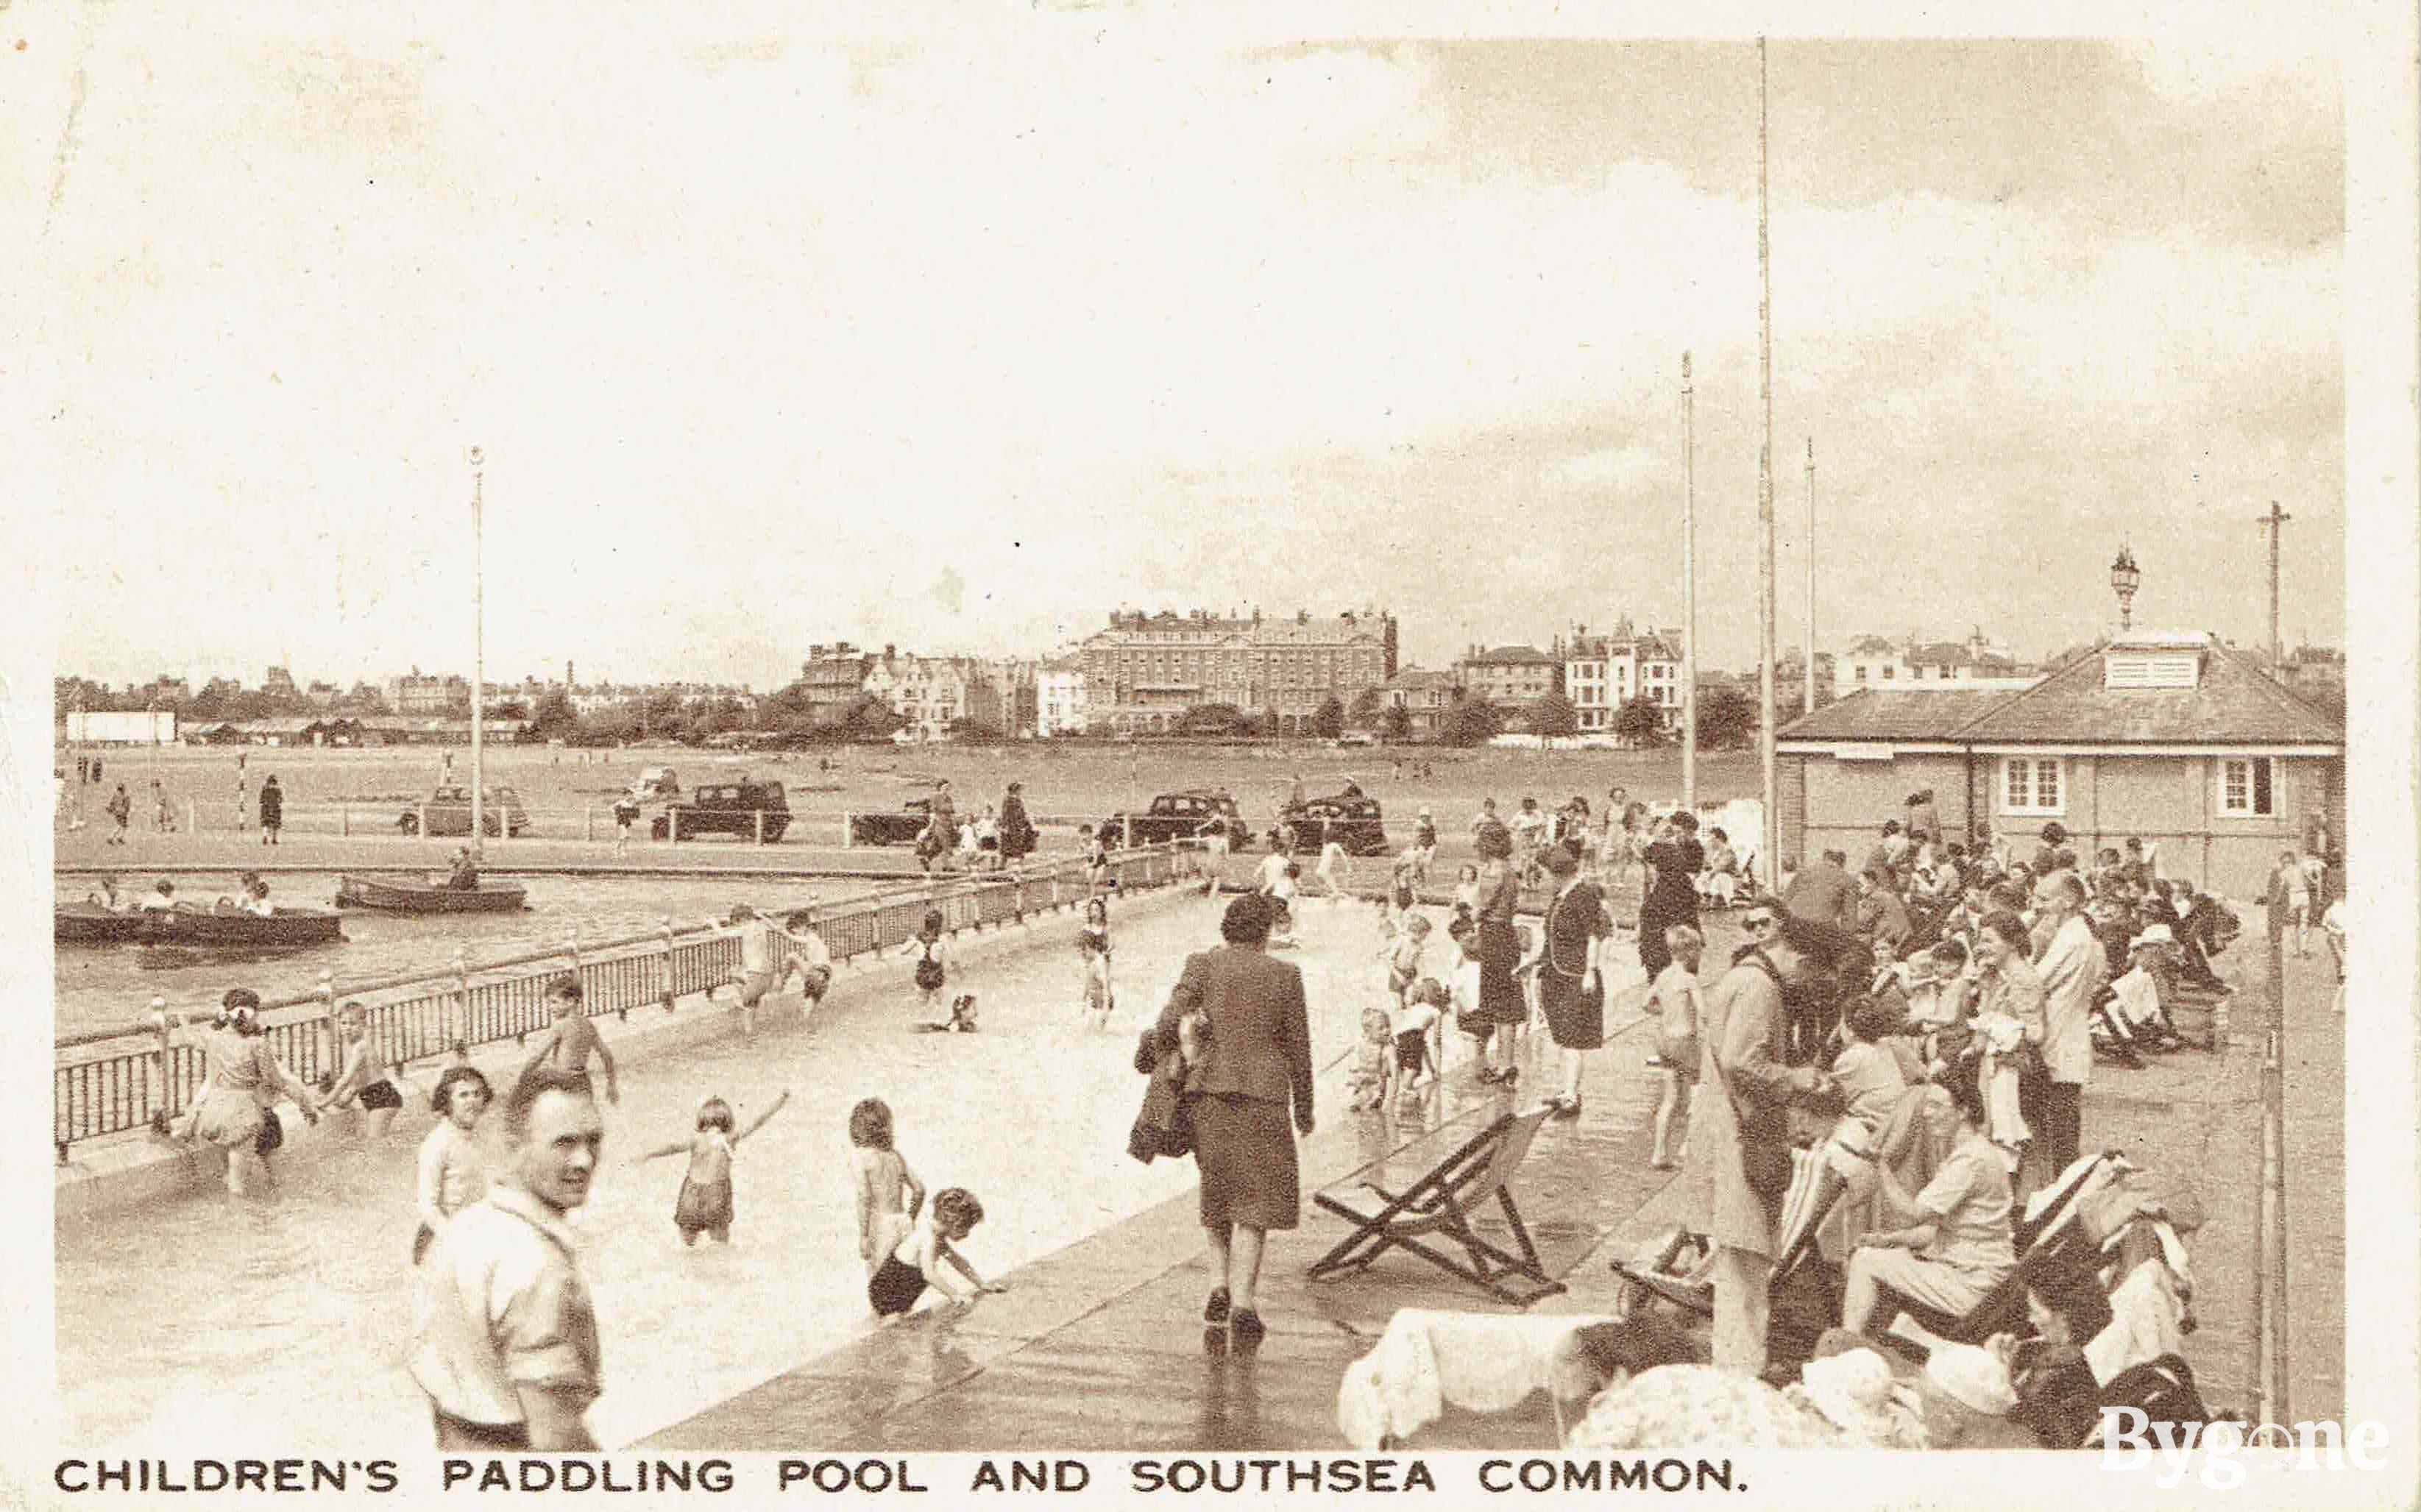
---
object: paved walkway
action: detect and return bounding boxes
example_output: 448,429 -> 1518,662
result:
649,929 -> 2314,1452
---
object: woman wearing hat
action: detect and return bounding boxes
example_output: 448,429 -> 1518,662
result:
1534,842 -> 1609,1118
169,988 -> 322,1198
1467,820 -> 1527,1084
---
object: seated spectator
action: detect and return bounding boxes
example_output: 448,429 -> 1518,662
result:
1697,828 -> 1741,909
1840,1076 -> 2016,1337
141,879 -> 179,912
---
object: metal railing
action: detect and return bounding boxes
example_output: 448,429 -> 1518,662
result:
54,846 -> 1189,1162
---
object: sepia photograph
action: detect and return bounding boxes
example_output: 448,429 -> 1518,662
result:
14,2 -> 2416,1505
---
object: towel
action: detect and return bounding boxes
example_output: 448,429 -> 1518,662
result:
2085,1262 -> 2188,1386
1337,1309 -> 1611,1450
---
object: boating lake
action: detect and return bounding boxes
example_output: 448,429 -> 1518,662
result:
54,872 -> 864,1042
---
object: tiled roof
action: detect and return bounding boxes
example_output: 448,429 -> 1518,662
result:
1776,690 -> 2016,741
1778,640 -> 2342,747
1956,640 -> 2340,745
1464,645 -> 1557,665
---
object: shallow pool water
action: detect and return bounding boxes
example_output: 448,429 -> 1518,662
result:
54,886 -> 1396,1453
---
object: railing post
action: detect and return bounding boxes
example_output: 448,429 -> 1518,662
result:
315,969 -> 337,1087
755,808 -> 765,846
185,798 -> 196,834
418,801 -> 428,837
843,812 -> 854,850
584,803 -> 595,842
659,915 -> 677,1012
667,807 -> 679,846
449,947 -> 470,1060
341,803 -> 350,838
1124,813 -> 1134,850
150,995 -> 175,1130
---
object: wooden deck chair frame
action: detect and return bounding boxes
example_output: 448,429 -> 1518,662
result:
1308,1107 -> 1566,1305
1874,1153 -> 2122,1352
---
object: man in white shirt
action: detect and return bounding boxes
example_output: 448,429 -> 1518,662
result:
411,1067 -> 605,1450
2030,872 -> 2102,1182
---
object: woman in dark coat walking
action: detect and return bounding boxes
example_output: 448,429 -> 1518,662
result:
1153,894 -> 1314,1353
1638,811 -> 1704,979
997,782 -> 1038,863
1468,820 -> 1527,1085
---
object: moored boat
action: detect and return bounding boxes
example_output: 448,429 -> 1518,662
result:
335,873 -> 530,914
55,904 -> 344,948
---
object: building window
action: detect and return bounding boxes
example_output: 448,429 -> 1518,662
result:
2001,757 -> 2065,816
2219,757 -> 2276,817
1854,666 -> 1868,682
1882,666 -> 1896,681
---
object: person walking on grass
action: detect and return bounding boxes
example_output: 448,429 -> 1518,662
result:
1156,893 -> 1314,1355
258,773 -> 283,845
106,782 -> 131,845
410,1066 -> 605,1450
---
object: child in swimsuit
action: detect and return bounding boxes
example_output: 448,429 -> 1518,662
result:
1347,1008 -> 1393,1112
868,1187 -> 1004,1317
1078,899 -> 1113,1029
318,1001 -> 409,1139
905,909 -> 948,1014
639,1089 -> 790,1247
850,1098 -> 926,1275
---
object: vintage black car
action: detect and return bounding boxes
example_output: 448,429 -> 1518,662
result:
848,797 -> 939,847
1275,793 -> 1390,856
651,778 -> 791,842
398,785 -> 532,837
1094,789 -> 1252,850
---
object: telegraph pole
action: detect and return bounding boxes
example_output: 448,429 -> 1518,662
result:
1681,352 -> 1697,811
1803,436 -> 1816,717
2258,501 -> 2292,673
469,448 -> 485,850
1757,38 -> 1779,878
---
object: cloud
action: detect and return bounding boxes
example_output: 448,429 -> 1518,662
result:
28,24 -> 2342,686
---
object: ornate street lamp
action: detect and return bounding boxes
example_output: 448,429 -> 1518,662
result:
2110,544 -> 2141,632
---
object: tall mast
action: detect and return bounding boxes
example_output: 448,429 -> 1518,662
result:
469,447 -> 485,850
1757,38 -> 1779,878
1681,352 -> 1697,811
1804,436 -> 1816,715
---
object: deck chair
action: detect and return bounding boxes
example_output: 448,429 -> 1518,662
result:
1308,1107 -> 1566,1305
1871,1151 -> 2126,1354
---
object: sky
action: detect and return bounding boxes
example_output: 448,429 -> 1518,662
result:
23,10 -> 2346,692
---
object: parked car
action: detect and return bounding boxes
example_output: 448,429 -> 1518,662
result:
848,796 -> 937,847
1276,792 -> 1389,856
398,785 -> 532,837
628,766 -> 682,801
652,778 -> 791,842
1093,789 -> 1253,850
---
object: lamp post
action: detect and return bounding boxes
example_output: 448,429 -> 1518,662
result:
469,448 -> 485,851
2110,544 -> 2141,633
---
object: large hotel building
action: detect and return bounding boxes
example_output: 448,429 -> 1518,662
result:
1079,608 -> 1398,735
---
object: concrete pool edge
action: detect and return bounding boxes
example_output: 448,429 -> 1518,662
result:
54,876 -> 1205,1222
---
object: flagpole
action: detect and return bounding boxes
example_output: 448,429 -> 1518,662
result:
1804,436 -> 1817,715
1757,38 -> 1779,878
1681,352 -> 1697,812
469,448 -> 485,852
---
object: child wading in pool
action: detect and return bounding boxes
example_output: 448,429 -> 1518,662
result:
868,1187 -> 1005,1318
317,1001 -> 411,1140
638,1089 -> 792,1246
850,1098 -> 928,1275
904,909 -> 949,1015
1078,897 -> 1114,1029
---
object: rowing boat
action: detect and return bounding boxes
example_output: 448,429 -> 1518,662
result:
335,874 -> 530,914
55,904 -> 345,948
